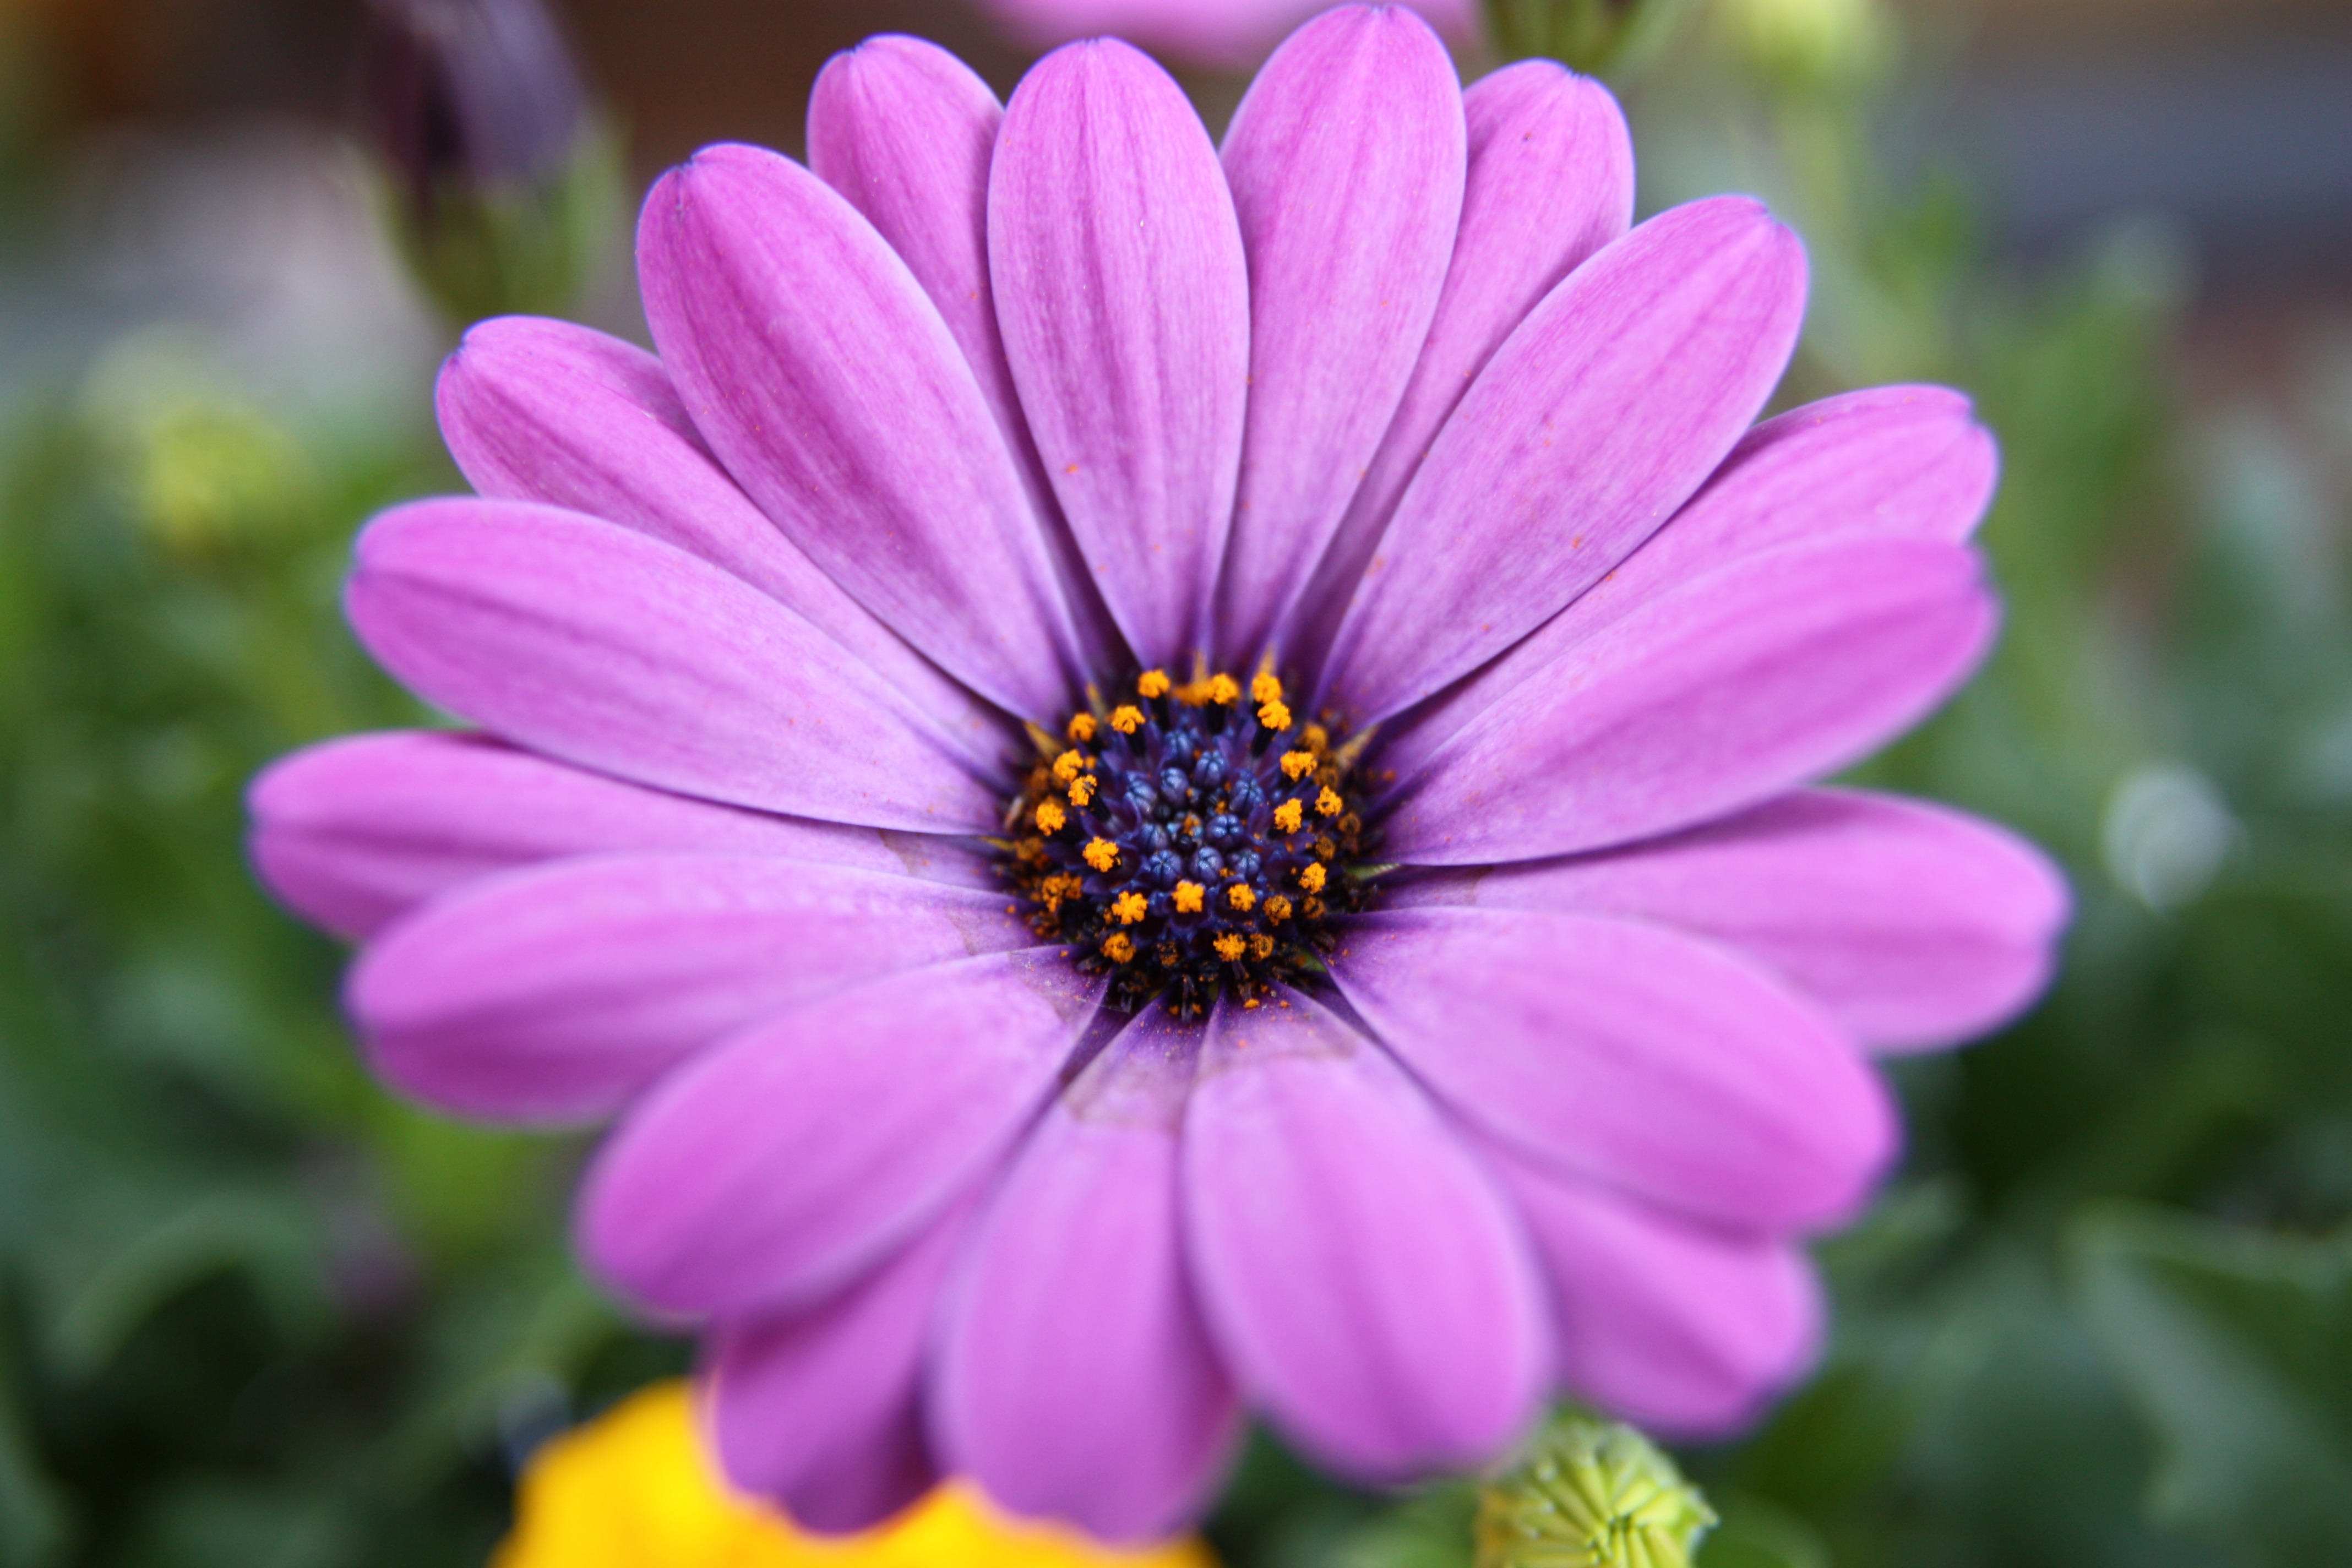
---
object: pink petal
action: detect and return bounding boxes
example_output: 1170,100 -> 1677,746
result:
706,1191 -> 980,1535
639,142 -> 1084,717
1491,1152 -> 1822,1438
1378,384 -> 1999,777
932,1008 -> 1239,1543
1291,61 -> 1633,663
1182,988 -> 1549,1481
345,499 -> 998,834
1381,536 -> 1997,865
433,317 -> 1004,762
1211,4 -> 1464,662
984,0 -> 1477,72
1392,789 -> 2068,1053
807,38 -> 1124,672
990,39 -> 1250,667
248,731 -> 992,941
1319,197 -> 1808,724
348,856 -> 1031,1125
579,952 -> 1102,1319
1332,908 -> 1896,1232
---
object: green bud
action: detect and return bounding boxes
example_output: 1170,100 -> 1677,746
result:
356,0 -> 623,324
80,332 -> 313,559
1475,1411 -> 1717,1568
1480,0 -> 1697,80
1718,0 -> 1893,91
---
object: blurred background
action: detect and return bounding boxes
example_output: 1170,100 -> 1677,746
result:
0,0 -> 2346,1564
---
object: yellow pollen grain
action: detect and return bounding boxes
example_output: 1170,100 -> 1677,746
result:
1068,775 -> 1097,808
1228,883 -> 1257,913
1280,750 -> 1317,781
1111,891 -> 1148,925
1173,881 -> 1206,914
1302,723 -> 1330,754
1250,933 -> 1277,961
1302,895 -> 1325,919
1315,836 -> 1338,862
1272,798 -> 1305,834
1033,799 -> 1067,835
1136,669 -> 1172,699
1251,673 -> 1284,706
1316,786 -> 1344,818
1213,933 -> 1246,962
1082,838 -> 1119,872
1109,705 -> 1145,734
1066,714 -> 1097,743
1206,673 -> 1241,706
1298,863 -> 1328,894
1256,699 -> 1292,731
1265,895 -> 1293,923
1051,749 -> 1086,784
1102,933 -> 1137,963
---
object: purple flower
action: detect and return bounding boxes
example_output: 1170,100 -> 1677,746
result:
250,6 -> 2067,1544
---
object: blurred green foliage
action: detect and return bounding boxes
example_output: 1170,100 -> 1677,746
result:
1,1 -> 2348,1565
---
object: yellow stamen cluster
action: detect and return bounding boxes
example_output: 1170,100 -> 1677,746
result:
1002,666 -> 1378,1017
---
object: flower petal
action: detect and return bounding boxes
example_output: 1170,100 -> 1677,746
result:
1377,385 -> 1999,778
933,1008 -> 1239,1543
1390,789 -> 2068,1052
349,856 -> 1031,1125
985,0 -> 1477,72
580,951 -> 1102,1319
1319,197 -> 1807,723
1380,536 -> 1996,865
706,1192 -> 979,1534
248,731 -> 992,941
433,317 -> 1004,762
1182,987 -> 1548,1480
990,39 -> 1250,666
639,142 -> 1082,717
807,37 -> 1125,672
1290,61 -> 1632,663
1211,4 -> 1464,662
1490,1151 -> 1822,1438
1332,908 -> 1895,1231
346,499 -> 998,833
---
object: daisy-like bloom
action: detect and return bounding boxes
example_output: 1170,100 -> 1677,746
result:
978,0 -> 1472,69
497,1381 -> 1213,1567
251,4 -> 2067,1543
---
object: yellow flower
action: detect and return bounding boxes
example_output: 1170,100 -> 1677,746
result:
496,1382 -> 1217,1568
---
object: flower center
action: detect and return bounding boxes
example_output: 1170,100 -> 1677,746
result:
1000,667 -> 1375,1017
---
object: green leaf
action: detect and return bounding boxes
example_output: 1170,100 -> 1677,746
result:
2072,1206 -> 2352,1566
